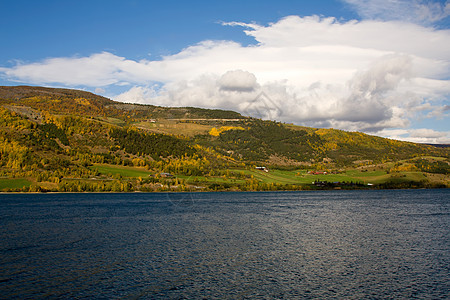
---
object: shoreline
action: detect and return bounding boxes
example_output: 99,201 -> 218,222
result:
1,186 -> 448,195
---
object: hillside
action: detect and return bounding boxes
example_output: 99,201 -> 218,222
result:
0,85 -> 245,120
0,85 -> 448,192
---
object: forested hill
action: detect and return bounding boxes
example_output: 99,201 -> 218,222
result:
0,85 -> 448,192
0,85 -> 245,120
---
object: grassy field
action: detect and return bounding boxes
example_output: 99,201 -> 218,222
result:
232,168 -> 387,185
0,178 -> 32,190
91,164 -> 152,178
96,116 -> 126,126
88,163 -> 447,188
176,174 -> 247,185
135,120 -> 213,137
172,168 -> 390,186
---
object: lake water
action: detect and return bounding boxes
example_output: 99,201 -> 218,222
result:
0,190 -> 449,299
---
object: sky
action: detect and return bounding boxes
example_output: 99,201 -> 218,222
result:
1,0 -> 450,144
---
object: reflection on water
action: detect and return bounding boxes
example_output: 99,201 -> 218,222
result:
0,190 -> 449,299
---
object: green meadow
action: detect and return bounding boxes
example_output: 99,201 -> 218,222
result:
87,164 -> 436,188
91,164 -> 151,178
0,178 -> 32,190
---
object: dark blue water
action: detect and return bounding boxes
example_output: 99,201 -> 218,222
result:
0,190 -> 449,299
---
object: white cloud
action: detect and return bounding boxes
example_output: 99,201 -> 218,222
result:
4,16 -> 449,87
342,0 -> 450,25
1,15 -> 450,143
0,52 -> 138,86
379,128 -> 450,144
114,85 -> 159,104
219,70 -> 258,92
94,87 -> 106,95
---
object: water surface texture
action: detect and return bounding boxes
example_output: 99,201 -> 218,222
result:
1,190 -> 449,299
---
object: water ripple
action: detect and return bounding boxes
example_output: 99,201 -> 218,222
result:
0,189 -> 449,299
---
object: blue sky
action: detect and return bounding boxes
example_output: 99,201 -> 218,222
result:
1,0 -> 449,143
0,1 -> 353,62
